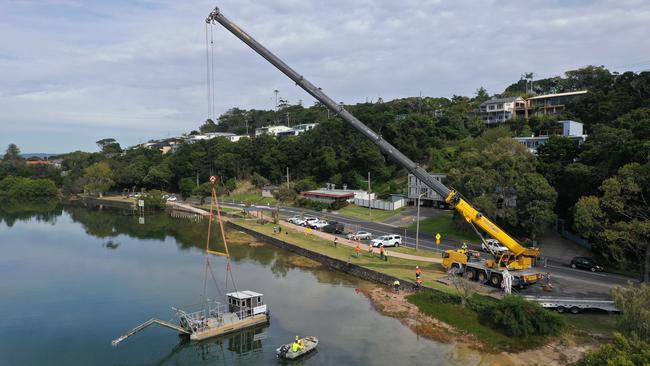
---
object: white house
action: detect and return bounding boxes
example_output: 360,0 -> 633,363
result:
255,125 -> 293,137
514,120 -> 587,154
479,97 -> 526,124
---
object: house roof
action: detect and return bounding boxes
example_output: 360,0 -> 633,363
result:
527,90 -> 587,100
480,97 -> 521,106
302,190 -> 355,198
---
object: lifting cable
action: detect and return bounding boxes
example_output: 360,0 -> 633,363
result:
205,23 -> 212,119
201,176 -> 238,304
210,22 -> 216,121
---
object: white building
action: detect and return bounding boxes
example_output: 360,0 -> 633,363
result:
301,184 -> 374,205
187,132 -> 235,143
407,173 -> 448,207
479,97 -> 526,124
227,135 -> 249,142
514,120 -> 587,154
255,125 -> 293,137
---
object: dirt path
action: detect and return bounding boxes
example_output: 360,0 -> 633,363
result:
364,287 -> 597,366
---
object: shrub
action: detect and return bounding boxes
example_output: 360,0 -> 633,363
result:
294,197 -> 328,211
0,176 -> 58,199
143,189 -> 166,211
329,200 -> 349,211
575,333 -> 650,366
479,295 -> 564,337
178,177 -> 195,199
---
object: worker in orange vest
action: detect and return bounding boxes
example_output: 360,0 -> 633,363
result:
379,244 -> 385,260
354,244 -> 361,257
415,265 -> 422,280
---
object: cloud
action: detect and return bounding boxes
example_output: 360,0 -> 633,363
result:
0,0 -> 649,152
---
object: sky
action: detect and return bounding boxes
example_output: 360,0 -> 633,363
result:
1,0 -> 649,153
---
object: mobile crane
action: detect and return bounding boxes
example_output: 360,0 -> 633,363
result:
205,6 -> 545,287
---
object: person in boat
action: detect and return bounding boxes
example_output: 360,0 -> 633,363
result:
292,336 -> 304,352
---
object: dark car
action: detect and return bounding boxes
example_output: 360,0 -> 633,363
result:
322,221 -> 344,234
570,256 -> 604,272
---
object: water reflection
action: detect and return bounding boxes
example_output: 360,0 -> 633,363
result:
0,201 -> 467,366
152,324 -> 269,365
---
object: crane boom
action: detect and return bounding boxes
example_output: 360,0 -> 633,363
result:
206,6 -> 538,260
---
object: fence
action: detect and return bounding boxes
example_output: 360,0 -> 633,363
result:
354,198 -> 407,211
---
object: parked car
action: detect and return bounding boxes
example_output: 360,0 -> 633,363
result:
303,217 -> 319,227
166,195 -> 178,202
371,235 -> 402,247
323,222 -> 345,234
309,220 -> 329,230
347,231 -> 372,241
481,239 -> 508,253
570,257 -> 604,272
286,216 -> 303,224
128,193 -> 142,198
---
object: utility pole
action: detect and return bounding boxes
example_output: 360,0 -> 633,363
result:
367,171 -> 372,219
416,192 -> 424,251
196,172 -> 199,187
286,167 -> 290,189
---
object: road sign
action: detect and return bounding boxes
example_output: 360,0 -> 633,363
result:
138,200 -> 144,208
210,175 -> 217,183
435,233 -> 441,246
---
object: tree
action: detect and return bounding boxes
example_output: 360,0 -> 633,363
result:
84,162 -> 114,197
3,144 -> 23,162
612,282 -> 650,340
143,162 -> 172,189
447,137 -> 557,238
178,177 -> 195,199
96,138 -> 122,156
574,162 -> 650,281
143,189 -> 166,211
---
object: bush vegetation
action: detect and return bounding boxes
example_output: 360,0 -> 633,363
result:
478,295 -> 564,337
0,176 -> 58,199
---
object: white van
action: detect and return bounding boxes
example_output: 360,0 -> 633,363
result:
371,235 -> 402,247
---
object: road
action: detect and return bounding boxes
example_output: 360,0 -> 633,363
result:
219,201 -> 637,298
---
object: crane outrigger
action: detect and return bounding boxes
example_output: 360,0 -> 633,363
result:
205,6 -> 544,287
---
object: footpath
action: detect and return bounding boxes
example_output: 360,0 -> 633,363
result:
170,201 -> 442,264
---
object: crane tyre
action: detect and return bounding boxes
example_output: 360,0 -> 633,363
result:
466,269 -> 477,281
477,271 -> 487,282
490,274 -> 502,287
570,307 -> 580,314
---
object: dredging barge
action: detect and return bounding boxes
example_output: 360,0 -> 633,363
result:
112,177 -> 269,346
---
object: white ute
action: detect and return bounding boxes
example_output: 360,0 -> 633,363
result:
371,235 -> 402,247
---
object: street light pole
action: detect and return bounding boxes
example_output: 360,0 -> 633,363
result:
367,171 -> 371,219
416,192 -> 424,251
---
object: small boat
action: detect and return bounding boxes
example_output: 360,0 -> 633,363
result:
276,336 -> 319,360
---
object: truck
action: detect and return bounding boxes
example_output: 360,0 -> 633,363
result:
205,5 -> 545,288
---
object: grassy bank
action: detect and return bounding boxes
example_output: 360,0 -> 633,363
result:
230,217 -> 448,288
334,204 -> 404,222
408,211 -> 480,242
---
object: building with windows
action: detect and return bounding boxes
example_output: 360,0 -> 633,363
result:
407,173 -> 448,208
479,97 -> 526,124
276,123 -> 318,137
301,184 -> 374,205
254,125 -> 293,137
514,120 -> 587,154
521,90 -> 587,118
481,91 -> 588,124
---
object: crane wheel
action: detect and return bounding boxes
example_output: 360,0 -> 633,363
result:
477,271 -> 487,282
490,274 -> 502,287
466,269 -> 476,281
556,306 -> 566,313
570,307 -> 580,314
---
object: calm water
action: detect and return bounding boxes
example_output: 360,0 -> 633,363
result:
0,202 -> 474,365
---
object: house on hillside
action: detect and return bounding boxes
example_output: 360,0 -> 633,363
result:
255,125 -> 293,137
514,120 -> 587,154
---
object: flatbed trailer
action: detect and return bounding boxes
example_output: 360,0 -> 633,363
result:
524,296 -> 619,313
